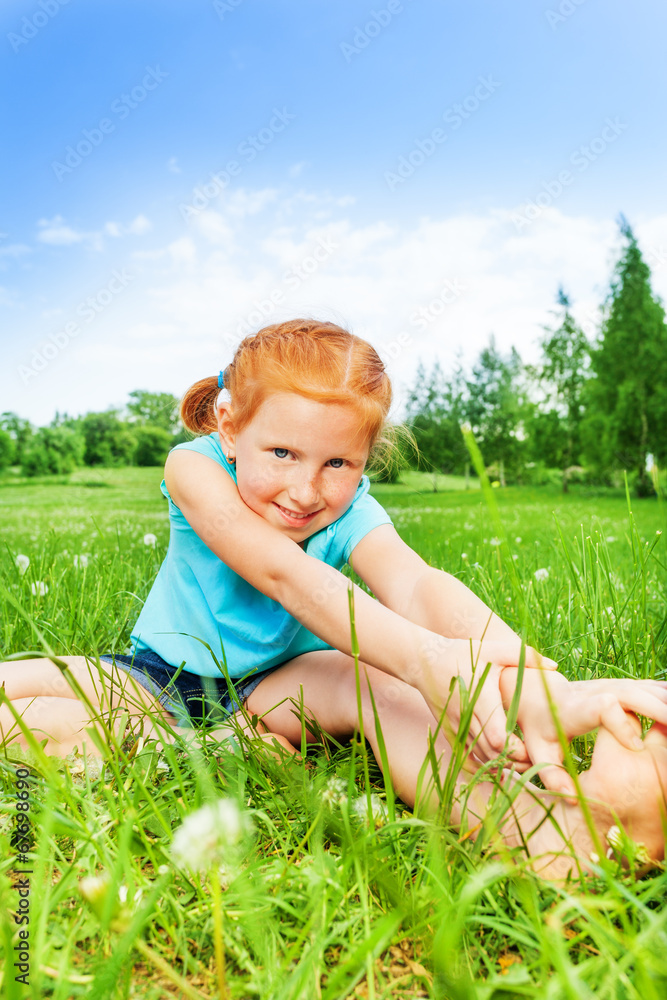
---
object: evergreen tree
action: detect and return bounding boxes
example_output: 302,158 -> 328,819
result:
405,358 -> 469,485
465,338 -> 523,484
536,287 -> 589,490
584,217 -> 667,494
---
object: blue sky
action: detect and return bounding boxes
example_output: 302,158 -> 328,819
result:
2,0 -> 667,425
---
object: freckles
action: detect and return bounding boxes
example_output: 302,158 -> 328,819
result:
326,481 -> 356,506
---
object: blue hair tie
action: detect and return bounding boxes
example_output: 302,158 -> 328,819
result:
218,370 -> 225,389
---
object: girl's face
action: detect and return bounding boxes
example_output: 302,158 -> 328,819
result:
218,392 -> 371,542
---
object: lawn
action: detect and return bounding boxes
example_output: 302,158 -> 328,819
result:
1,467 -> 667,998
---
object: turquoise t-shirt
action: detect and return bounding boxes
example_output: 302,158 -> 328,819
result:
131,432 -> 393,679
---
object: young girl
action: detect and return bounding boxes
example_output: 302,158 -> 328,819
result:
3,318 -> 667,878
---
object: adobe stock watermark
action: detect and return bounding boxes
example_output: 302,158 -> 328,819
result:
234,236 -> 338,337
648,245 -> 667,270
18,268 -> 133,384
7,0 -> 71,54
213,0 -> 244,19
384,76 -> 501,191
340,0 -> 414,63
51,66 -> 168,181
545,0 -> 588,30
179,108 -> 296,220
378,277 -> 467,363
511,117 -> 628,231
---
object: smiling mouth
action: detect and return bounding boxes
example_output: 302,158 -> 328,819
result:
274,503 -> 320,522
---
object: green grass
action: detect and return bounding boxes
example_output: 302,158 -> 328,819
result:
1,468 -> 667,998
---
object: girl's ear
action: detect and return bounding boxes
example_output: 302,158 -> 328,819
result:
216,403 -> 236,454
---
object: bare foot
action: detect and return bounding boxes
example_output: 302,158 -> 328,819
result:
481,716 -> 667,880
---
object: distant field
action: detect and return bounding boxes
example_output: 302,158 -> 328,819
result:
1,467 -> 667,997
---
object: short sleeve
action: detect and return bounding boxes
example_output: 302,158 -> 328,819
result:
325,476 -> 393,566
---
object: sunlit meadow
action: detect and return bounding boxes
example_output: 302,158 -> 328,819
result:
1,467 -> 667,998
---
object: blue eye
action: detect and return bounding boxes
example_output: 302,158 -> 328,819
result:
329,458 -> 345,469
273,448 -> 289,458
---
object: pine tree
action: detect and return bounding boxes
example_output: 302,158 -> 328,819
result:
465,338 -> 523,484
537,287 -> 589,491
584,217 -> 667,494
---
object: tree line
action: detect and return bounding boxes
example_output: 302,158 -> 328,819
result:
0,391 -> 184,477
399,218 -> 667,496
2,218 -> 665,494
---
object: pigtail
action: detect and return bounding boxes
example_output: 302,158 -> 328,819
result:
180,376 -> 220,435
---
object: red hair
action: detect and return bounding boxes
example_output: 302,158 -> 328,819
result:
180,319 -> 393,456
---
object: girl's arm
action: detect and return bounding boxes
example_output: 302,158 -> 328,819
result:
498,668 -> 667,797
349,523 -> 520,643
166,451 -> 551,763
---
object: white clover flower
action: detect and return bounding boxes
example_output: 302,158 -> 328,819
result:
461,552 -> 468,560
322,776 -> 347,807
143,533 -> 157,547
15,554 -> 30,575
534,568 -> 549,582
489,537 -> 501,546
73,554 -> 89,569
171,799 -> 247,873
352,794 -> 388,825
31,581 -> 48,597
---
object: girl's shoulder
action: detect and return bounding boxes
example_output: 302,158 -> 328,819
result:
170,433 -> 237,478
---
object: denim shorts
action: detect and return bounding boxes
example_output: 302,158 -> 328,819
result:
98,649 -> 279,728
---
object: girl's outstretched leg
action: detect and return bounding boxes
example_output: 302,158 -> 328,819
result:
244,650 -> 667,879
0,656 -> 178,757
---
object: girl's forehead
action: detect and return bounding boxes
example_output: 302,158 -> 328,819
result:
251,393 -> 370,453
255,392 -> 356,423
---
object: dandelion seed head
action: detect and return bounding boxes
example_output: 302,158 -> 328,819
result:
74,554 -> 89,569
352,794 -> 388,825
31,581 -> 48,597
322,777 -> 347,807
171,799 -> 247,872
15,554 -> 30,575
489,537 -> 501,546
143,533 -> 157,547
534,568 -> 549,582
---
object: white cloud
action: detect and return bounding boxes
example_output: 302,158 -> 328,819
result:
37,216 -> 88,246
127,214 -> 152,235
6,187 -> 667,426
36,214 -> 152,250
167,156 -> 181,174
0,243 -> 31,258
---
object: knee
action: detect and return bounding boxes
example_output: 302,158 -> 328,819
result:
340,660 -> 421,720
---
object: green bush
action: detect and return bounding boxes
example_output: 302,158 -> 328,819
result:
21,425 -> 85,476
133,425 -> 174,466
0,427 -> 14,469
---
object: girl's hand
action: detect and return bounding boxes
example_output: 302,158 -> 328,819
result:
417,638 -> 558,768
504,669 -> 667,798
